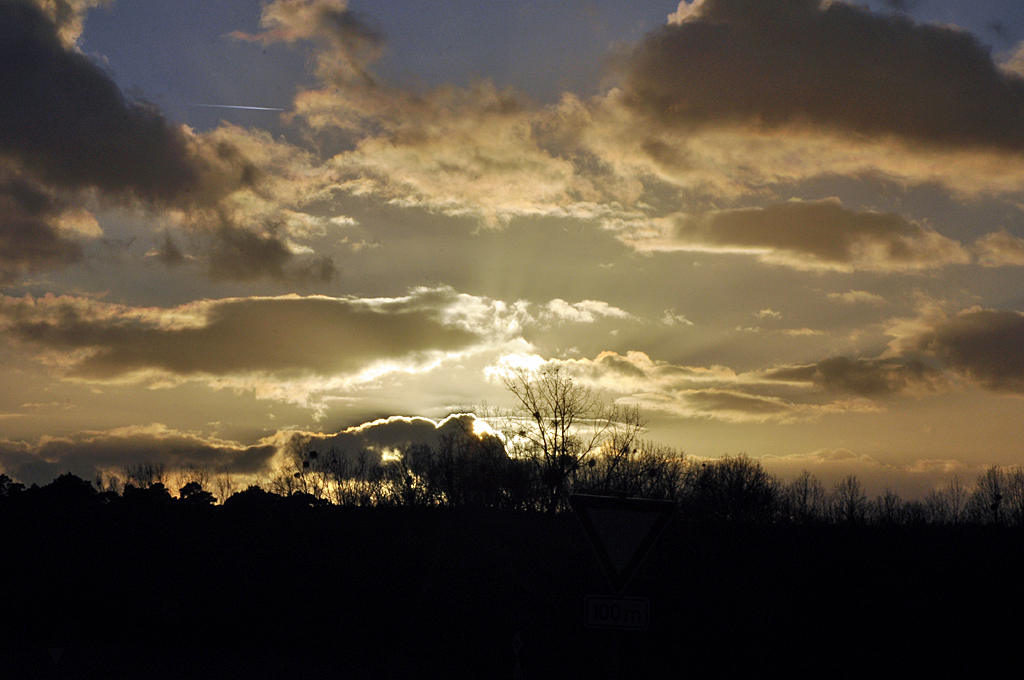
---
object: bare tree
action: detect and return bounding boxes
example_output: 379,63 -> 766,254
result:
497,365 -> 645,513
830,475 -> 868,524
319,448 -> 384,507
925,488 -> 950,524
266,445 -> 332,501
902,499 -> 929,525
928,475 -> 970,525
871,487 -> 903,525
381,444 -> 437,508
968,466 -> 1006,525
418,424 -> 528,510
93,469 -> 123,496
949,475 -> 969,524
575,439 -> 690,501
267,466 -> 302,497
174,463 -> 210,496
123,462 -> 167,489
785,470 -> 826,523
212,468 -> 237,504
1004,466 -> 1024,527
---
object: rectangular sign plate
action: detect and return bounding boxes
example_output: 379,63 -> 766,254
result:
584,596 -> 650,630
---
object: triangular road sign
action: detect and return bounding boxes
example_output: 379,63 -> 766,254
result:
570,494 -> 676,594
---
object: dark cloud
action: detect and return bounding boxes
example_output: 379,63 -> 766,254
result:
625,0 -> 1024,152
0,174 -> 82,283
0,2 -> 307,283
766,356 -> 942,396
0,414 -> 493,487
287,413 -> 486,469
0,293 -> 482,380
208,227 -> 294,281
0,1 -> 200,201
293,255 -> 337,284
882,0 -> 918,13
985,20 -> 1010,42
0,428 -> 276,487
155,233 -> 186,267
911,309 -> 1024,391
663,200 -> 966,269
206,226 -> 336,284
594,352 -> 649,379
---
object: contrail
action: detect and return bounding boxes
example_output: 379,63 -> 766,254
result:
191,104 -> 285,111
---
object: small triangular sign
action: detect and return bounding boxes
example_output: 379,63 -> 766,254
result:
570,494 -> 676,594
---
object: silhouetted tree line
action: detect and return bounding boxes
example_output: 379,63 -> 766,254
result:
4,447 -> 1024,528
4,457 -> 1024,677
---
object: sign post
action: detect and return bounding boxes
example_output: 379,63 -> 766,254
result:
583,595 -> 650,630
571,494 -> 676,679
569,494 -> 676,595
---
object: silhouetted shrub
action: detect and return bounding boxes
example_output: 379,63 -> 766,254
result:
223,485 -> 287,512
178,481 -> 216,508
122,482 -> 174,509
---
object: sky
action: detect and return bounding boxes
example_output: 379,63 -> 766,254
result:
4,0 -> 1024,497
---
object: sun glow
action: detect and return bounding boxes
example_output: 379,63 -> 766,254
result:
471,416 -> 497,438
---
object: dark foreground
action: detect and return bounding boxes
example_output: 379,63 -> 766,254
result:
2,500 -> 1023,678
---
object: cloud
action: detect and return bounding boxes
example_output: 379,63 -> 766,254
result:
522,350 -> 886,422
29,0 -> 112,47
0,289 -> 501,386
240,2 -> 645,226
624,0 -> 1024,153
205,225 -> 336,283
557,2 -> 1024,201
0,1 -> 207,202
677,388 -> 795,418
0,414 -> 501,487
11,0 -> 1022,291
208,226 -> 295,281
575,351 -> 740,388
591,92 -> 1024,199
285,412 -> 491,467
152,233 -> 186,267
321,84 -> 628,227
0,172 -> 84,283
0,424 -> 277,487
900,308 -> 1024,392
779,328 -> 826,337
231,0 -> 384,88
542,299 -> 633,324
0,3 -> 343,282
765,356 -> 944,397
217,0 -> 1024,241
974,230 -> 1024,267
660,309 -> 694,326
667,0 -> 708,25
610,199 -> 969,271
1001,40 -> 1024,78
827,290 -> 889,306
